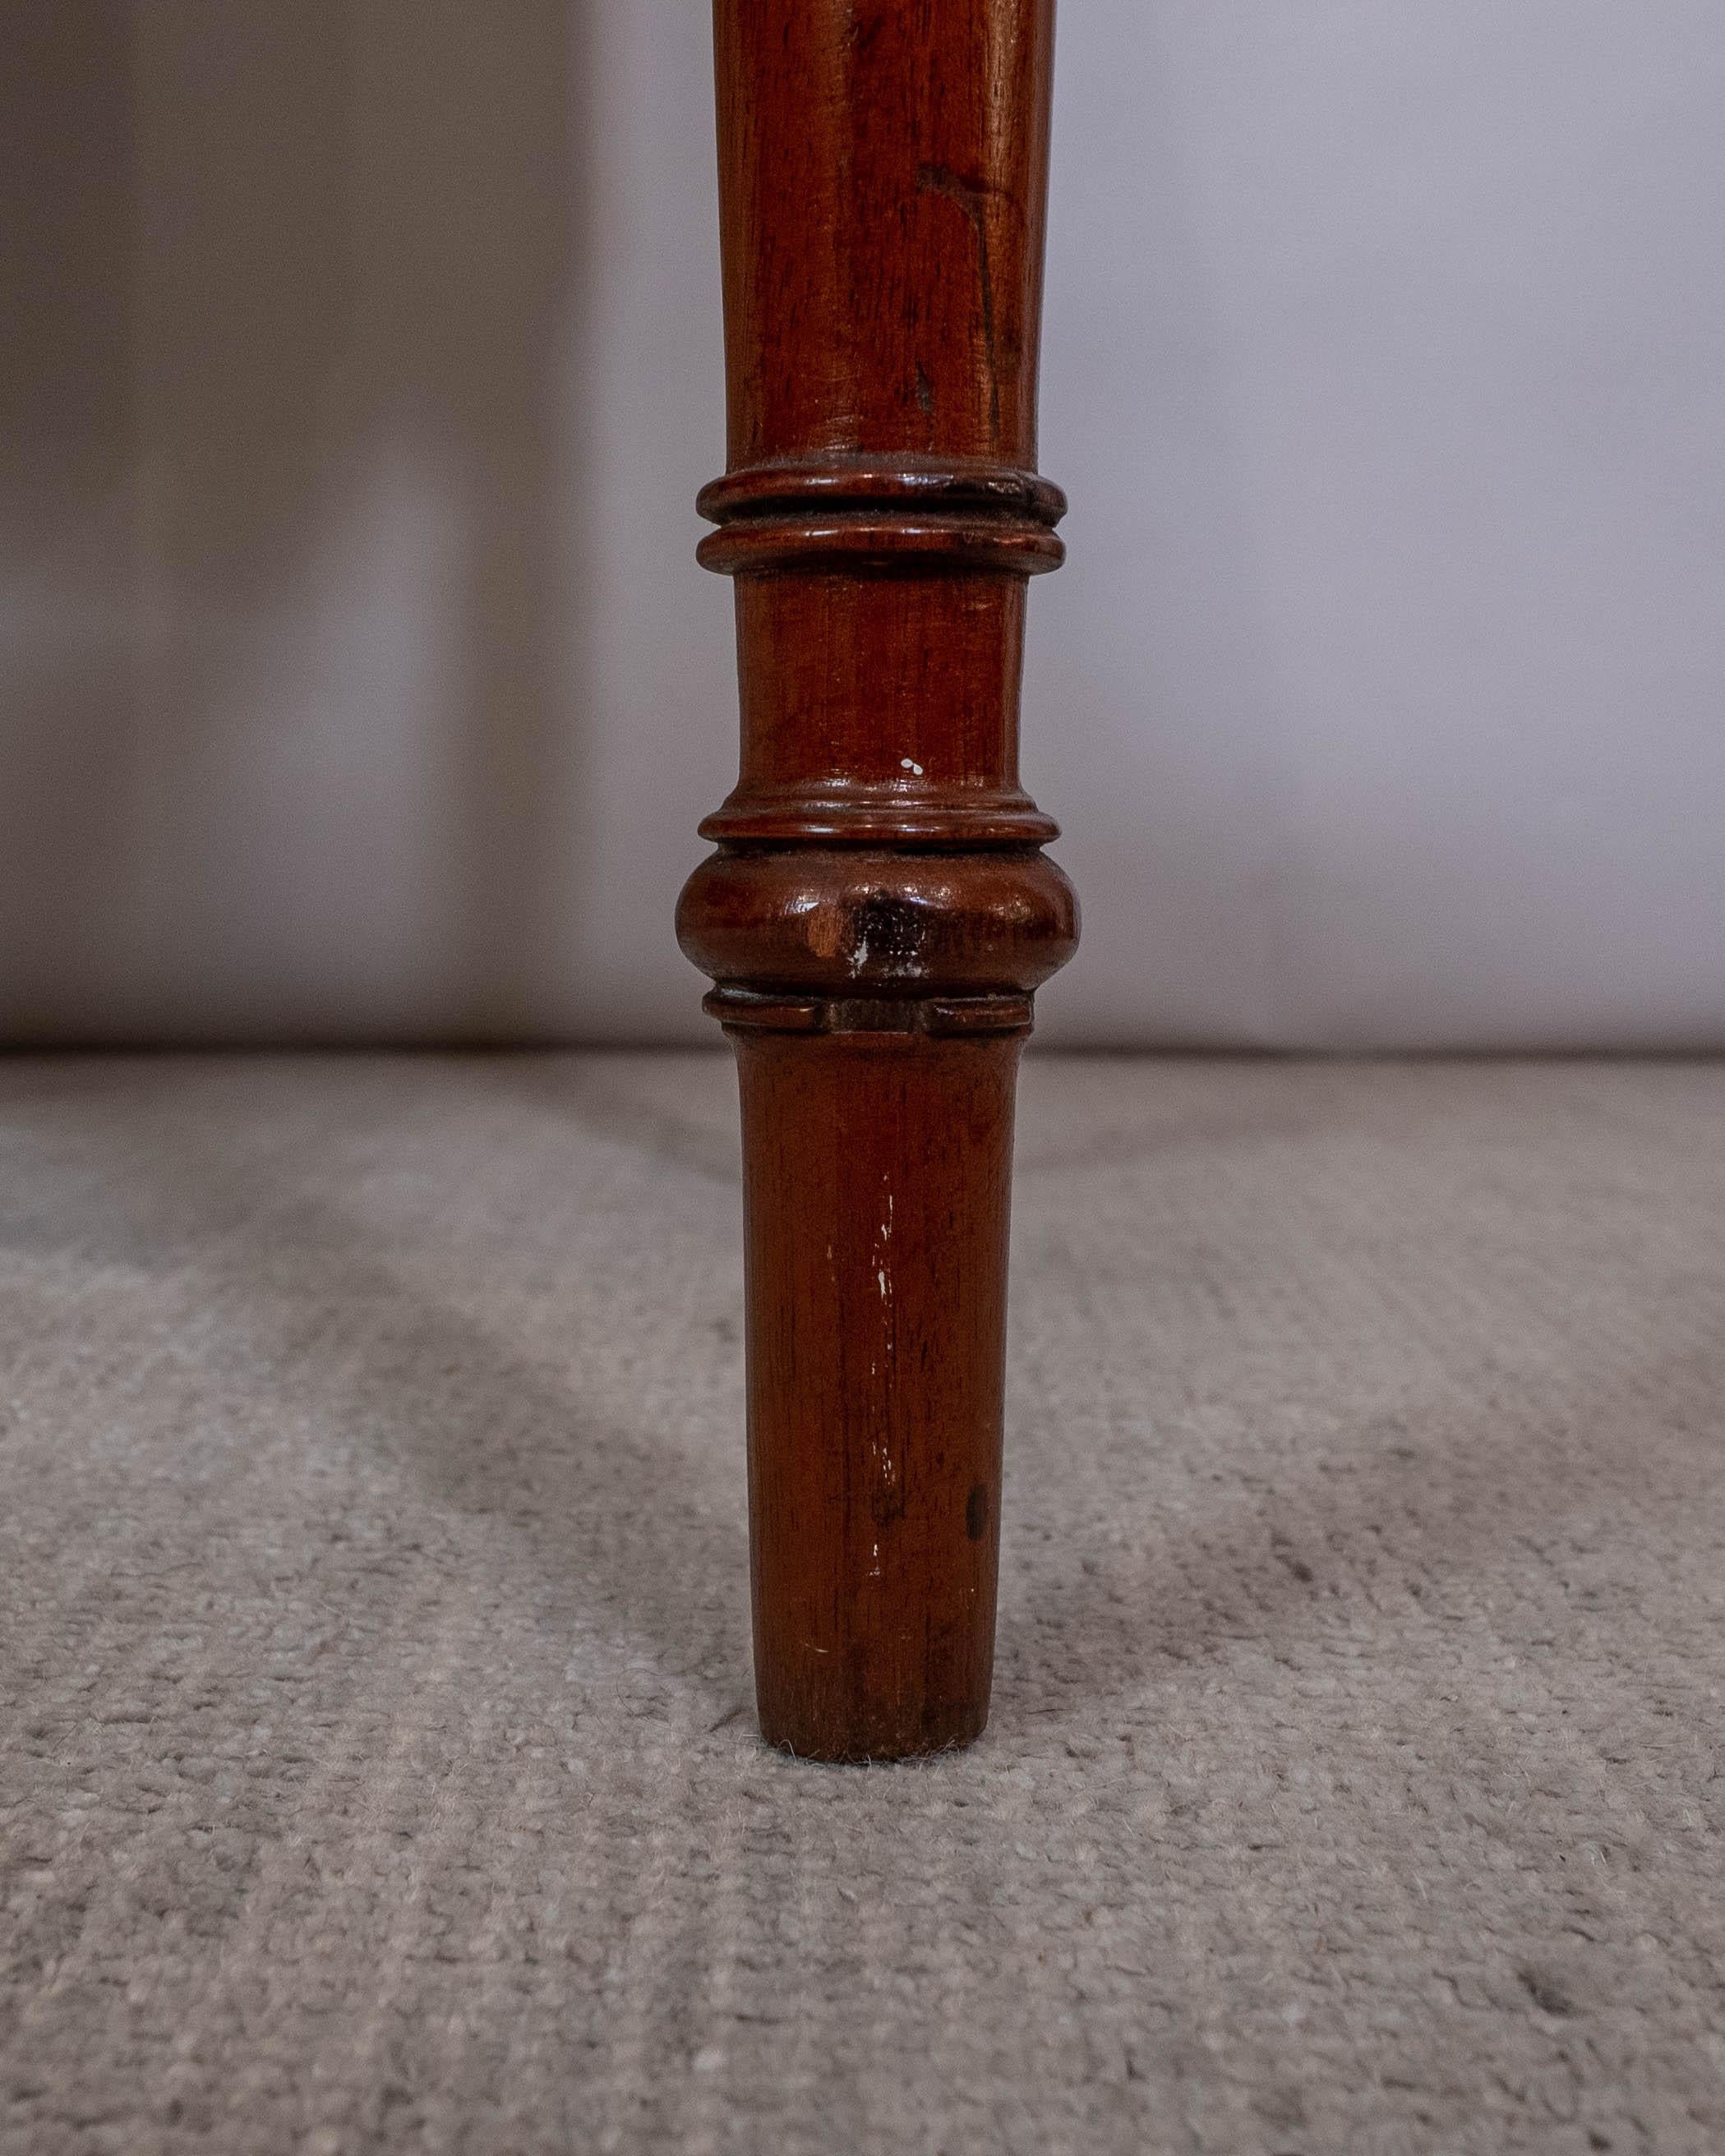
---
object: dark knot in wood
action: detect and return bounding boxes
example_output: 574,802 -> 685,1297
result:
677,846 -> 1077,1020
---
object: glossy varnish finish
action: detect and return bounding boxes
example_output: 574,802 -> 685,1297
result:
678,0 -> 1076,1759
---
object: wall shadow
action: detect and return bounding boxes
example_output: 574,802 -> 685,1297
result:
0,0 -> 589,1042
0,2 -> 141,1026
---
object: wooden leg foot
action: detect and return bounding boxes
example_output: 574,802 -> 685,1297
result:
732,1019 -> 1022,1762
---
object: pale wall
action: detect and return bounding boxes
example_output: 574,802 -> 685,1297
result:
3,2 -> 1722,1046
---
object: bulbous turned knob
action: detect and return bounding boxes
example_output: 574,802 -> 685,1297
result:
676,846 -> 1079,1013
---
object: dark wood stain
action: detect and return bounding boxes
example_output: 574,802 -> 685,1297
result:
966,1483 -> 991,1542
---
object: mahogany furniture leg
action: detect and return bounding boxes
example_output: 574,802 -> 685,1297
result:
677,0 -> 1077,1761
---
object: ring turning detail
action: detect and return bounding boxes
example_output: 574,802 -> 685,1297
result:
696,456 -> 1068,577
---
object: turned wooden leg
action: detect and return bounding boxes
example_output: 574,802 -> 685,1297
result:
677,0 -> 1076,1761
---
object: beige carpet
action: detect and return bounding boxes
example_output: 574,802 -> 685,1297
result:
2,1053 -> 1723,2154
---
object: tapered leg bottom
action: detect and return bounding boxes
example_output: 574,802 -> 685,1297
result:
730,1025 -> 1022,1762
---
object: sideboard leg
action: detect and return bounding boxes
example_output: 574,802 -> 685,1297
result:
678,0 -> 1077,1761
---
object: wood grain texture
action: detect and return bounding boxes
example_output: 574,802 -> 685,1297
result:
677,0 -> 1075,1759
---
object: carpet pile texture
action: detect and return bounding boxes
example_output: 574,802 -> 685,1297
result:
2,1053 -> 1723,2154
